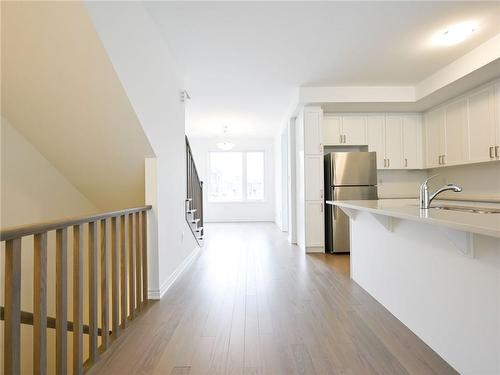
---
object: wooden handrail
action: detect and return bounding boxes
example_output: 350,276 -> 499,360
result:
0,205 -> 151,242
2,204 -> 152,375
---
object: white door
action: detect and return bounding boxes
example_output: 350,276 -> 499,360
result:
305,201 -> 324,249
425,108 -> 445,168
367,116 -> 386,169
468,88 -> 495,162
304,155 -> 323,201
322,116 -> 342,145
444,98 -> 468,165
385,116 -> 404,169
402,116 -> 421,169
304,110 -> 323,155
342,116 -> 367,145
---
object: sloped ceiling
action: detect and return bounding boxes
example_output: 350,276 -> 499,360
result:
1,1 -> 154,210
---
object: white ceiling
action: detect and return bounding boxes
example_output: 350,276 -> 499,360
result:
144,1 -> 500,137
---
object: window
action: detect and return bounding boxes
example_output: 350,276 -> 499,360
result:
246,152 -> 264,200
208,151 -> 265,202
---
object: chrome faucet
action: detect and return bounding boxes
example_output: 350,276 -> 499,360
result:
419,175 -> 462,209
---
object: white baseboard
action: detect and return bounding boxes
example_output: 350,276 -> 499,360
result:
204,219 -> 274,223
148,245 -> 200,300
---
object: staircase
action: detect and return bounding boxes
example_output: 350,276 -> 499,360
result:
185,136 -> 204,245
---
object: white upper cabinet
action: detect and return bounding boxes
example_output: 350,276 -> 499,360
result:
468,87 -> 496,162
444,98 -> 468,165
342,116 -> 367,145
402,115 -> 423,169
304,110 -> 323,155
425,108 -> 446,168
495,83 -> 500,159
322,115 -> 367,145
367,116 -> 385,169
385,116 -> 404,169
322,116 -> 342,145
366,114 -> 423,169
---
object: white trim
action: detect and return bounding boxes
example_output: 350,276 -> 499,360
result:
148,245 -> 200,300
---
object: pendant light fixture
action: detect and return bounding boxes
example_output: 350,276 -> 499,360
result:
216,126 -> 235,151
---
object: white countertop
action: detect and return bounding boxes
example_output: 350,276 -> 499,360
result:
326,199 -> 500,238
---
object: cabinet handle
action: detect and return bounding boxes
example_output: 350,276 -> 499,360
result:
383,159 -> 386,167
388,159 -> 390,168
339,134 -> 343,144
442,155 -> 445,165
490,146 -> 495,159
344,135 -> 347,143
404,158 -> 408,168
320,189 -> 324,199
320,203 -> 323,212
438,155 -> 443,165
496,146 -> 499,158
438,155 -> 441,165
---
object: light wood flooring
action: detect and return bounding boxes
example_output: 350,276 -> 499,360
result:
90,222 -> 457,375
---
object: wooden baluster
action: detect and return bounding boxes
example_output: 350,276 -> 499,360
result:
128,213 -> 136,319
120,215 -> 128,328
141,210 -> 148,305
56,228 -> 68,375
73,224 -> 84,375
4,238 -> 21,375
88,222 -> 98,363
33,232 -> 47,375
135,212 -> 141,309
111,217 -> 120,338
100,219 -> 109,350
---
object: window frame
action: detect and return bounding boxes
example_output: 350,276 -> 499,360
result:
207,150 -> 266,203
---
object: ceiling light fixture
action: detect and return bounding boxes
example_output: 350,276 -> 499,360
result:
432,21 -> 477,46
216,126 -> 235,151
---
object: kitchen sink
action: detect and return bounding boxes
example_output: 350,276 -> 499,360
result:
432,205 -> 500,214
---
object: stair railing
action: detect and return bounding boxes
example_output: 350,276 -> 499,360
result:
185,136 -> 204,243
1,205 -> 151,374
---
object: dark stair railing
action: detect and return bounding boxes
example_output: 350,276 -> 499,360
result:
185,136 -> 204,243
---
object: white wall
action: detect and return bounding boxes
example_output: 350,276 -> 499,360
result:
1,117 -> 98,227
429,162 -> 500,202
2,1 -> 154,211
188,137 -> 275,222
86,2 -> 198,299
350,211 -> 500,374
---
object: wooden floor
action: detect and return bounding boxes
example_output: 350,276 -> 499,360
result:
90,223 -> 457,375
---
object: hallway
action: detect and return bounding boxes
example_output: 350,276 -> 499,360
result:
90,223 -> 456,375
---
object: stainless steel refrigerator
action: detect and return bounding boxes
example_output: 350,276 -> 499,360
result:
324,152 -> 378,253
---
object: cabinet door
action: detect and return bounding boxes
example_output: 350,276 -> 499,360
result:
304,110 -> 323,155
305,201 -> 324,249
444,98 -> 468,165
494,84 -> 500,158
304,155 -> 323,201
468,88 -> 495,162
322,116 -> 342,145
425,108 -> 445,168
342,116 -> 367,145
402,115 -> 422,169
385,116 -> 404,169
367,116 -> 386,169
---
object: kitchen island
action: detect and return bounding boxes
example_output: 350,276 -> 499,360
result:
327,199 -> 500,375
